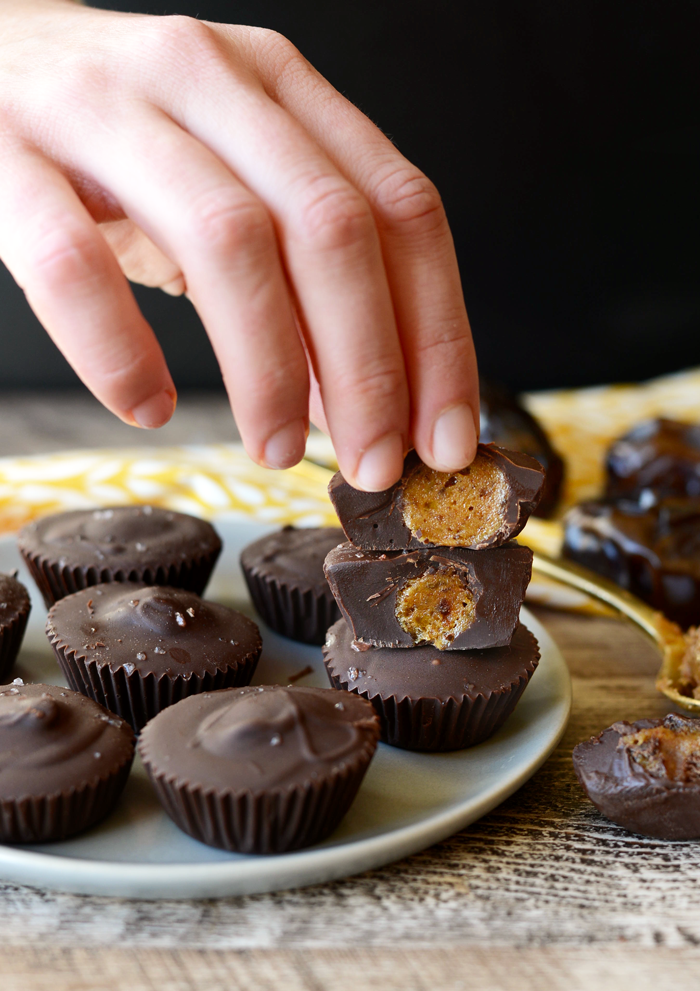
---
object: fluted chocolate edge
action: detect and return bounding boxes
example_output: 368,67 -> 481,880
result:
0,596 -> 31,683
46,634 -> 261,733
322,650 -> 540,753
241,565 -> 340,645
138,725 -> 379,854
0,748 -> 133,844
19,544 -> 221,609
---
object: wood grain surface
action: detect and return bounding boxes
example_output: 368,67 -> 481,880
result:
0,397 -> 694,990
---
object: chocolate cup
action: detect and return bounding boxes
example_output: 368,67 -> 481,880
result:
0,683 -> 135,844
322,619 -> 540,752
0,758 -> 133,844
0,574 -> 31,682
46,584 -> 262,732
573,717 -> 700,840
18,507 -> 222,608
139,686 -> 380,854
240,527 -> 343,645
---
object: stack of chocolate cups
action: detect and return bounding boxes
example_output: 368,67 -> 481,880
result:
322,445 -> 546,751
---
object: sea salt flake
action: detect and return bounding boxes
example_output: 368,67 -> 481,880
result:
270,735 -> 282,746
123,662 -> 136,675
186,608 -> 195,618
136,652 -> 147,661
12,678 -> 24,686
175,612 -> 186,627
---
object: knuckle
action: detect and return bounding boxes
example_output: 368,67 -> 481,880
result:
336,362 -> 405,404
249,26 -> 299,65
296,181 -> 374,252
29,224 -> 101,291
374,168 -> 446,236
138,15 -> 224,69
414,318 -> 473,361
188,193 -> 274,258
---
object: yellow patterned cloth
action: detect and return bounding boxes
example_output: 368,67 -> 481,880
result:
0,444 -> 337,536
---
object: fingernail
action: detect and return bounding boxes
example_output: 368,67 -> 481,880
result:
354,432 -> 405,491
431,403 -> 478,470
263,419 -> 308,469
131,389 -> 176,429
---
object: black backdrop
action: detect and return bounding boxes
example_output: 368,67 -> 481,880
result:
2,0 -> 698,392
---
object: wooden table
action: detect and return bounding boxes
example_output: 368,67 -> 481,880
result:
3,393 -> 699,991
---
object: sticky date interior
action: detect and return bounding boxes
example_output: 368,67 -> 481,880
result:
401,453 -> 510,546
394,567 -> 476,650
620,713 -> 700,782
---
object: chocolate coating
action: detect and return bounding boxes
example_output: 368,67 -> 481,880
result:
606,418 -> 700,504
323,618 -> 540,751
573,714 -> 700,840
46,582 -> 262,730
0,573 -> 31,681
18,506 -> 222,607
0,682 -> 134,842
324,542 -> 532,650
139,685 -> 380,853
479,377 -> 565,518
328,445 -> 544,551
563,497 -> 700,628
240,526 -> 343,644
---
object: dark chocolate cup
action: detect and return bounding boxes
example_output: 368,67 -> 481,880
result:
20,546 -> 220,610
140,733 -> 377,855
323,620 -> 540,752
0,758 -> 133,844
242,567 -> 340,645
0,582 -> 31,682
47,640 -> 261,734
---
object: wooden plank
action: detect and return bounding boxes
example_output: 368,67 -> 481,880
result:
5,946 -> 700,991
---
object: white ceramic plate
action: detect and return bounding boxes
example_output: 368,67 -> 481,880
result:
0,520 -> 571,899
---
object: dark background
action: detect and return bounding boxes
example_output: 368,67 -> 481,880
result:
2,0 -> 698,393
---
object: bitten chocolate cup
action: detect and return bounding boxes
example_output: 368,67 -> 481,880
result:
0,573 -> 31,681
18,505 -> 222,608
0,682 -> 135,843
240,526 -> 343,644
573,714 -> 700,840
323,618 -> 540,752
138,684 -> 380,854
328,445 -> 545,551
324,542 -> 532,650
46,582 -> 262,731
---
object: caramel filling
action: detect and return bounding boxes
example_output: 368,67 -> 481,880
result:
621,714 -> 700,782
402,453 -> 510,546
679,626 -> 700,699
395,568 -> 476,650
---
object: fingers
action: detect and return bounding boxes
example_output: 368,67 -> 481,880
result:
0,144 -> 176,429
241,29 -> 480,470
85,41 -> 411,488
83,110 -> 311,470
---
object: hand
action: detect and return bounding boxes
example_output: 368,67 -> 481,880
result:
0,0 -> 479,490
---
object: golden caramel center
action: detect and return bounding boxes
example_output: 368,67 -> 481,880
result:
401,453 -> 509,546
621,715 -> 700,782
395,568 -> 476,650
